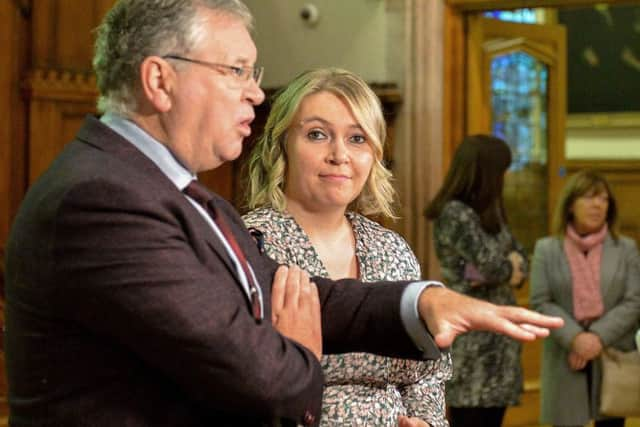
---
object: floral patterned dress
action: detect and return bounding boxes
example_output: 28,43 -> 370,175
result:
432,200 -> 525,408
243,207 -> 452,427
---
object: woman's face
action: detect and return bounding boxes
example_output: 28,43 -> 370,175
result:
570,187 -> 609,235
283,91 -> 375,213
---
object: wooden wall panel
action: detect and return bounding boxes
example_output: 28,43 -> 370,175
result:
0,1 -> 30,247
0,2 -> 31,424
32,0 -> 115,70
24,70 -> 98,183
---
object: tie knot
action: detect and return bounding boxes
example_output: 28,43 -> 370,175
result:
183,180 -> 214,209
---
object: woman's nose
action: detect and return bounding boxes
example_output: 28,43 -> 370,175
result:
328,139 -> 348,164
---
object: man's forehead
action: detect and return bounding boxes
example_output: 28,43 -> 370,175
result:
196,10 -> 257,63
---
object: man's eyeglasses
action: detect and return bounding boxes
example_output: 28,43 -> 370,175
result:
163,54 -> 264,86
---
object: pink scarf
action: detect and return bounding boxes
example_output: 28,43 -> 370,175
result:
564,224 -> 607,322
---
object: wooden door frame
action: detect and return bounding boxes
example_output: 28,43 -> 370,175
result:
443,0 -> 633,162
465,16 -> 567,227
443,0 -> 629,132
447,0 -> 637,11
403,0 -> 623,274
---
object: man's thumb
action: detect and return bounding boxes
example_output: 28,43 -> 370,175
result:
434,327 -> 456,349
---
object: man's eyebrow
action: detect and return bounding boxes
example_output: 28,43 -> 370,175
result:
231,55 -> 256,66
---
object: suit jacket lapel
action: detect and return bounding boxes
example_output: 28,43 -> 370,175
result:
75,115 -> 246,291
191,209 -> 243,285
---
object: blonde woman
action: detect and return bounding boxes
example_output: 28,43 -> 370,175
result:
243,68 -> 452,427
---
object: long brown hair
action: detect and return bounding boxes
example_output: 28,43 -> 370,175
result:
425,134 -> 512,234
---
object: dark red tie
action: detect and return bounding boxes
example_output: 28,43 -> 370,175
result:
183,180 -> 263,322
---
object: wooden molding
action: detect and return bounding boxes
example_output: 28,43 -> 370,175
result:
24,68 -> 98,184
23,69 -> 98,102
447,0 -> 638,12
567,112 -> 640,129
566,159 -> 640,173
0,244 -> 4,293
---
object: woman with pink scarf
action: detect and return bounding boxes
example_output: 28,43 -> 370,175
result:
530,169 -> 640,427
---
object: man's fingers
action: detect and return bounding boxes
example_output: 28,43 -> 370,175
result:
418,286 -> 563,347
283,265 -> 302,309
502,306 -> 564,330
433,327 -> 456,349
271,265 -> 289,318
299,270 -> 311,296
309,280 -> 320,310
486,316 -> 538,342
487,308 -> 561,342
519,323 -> 550,338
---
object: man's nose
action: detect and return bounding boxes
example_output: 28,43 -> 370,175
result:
246,80 -> 265,106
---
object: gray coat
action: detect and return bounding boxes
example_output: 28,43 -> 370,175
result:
530,234 -> 640,426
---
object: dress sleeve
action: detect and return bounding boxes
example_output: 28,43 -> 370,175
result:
380,227 -> 452,426
436,202 -> 513,291
242,209 -> 294,266
508,225 -> 529,276
399,370 -> 451,427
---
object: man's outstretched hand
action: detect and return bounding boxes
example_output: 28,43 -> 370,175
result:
419,286 -> 564,348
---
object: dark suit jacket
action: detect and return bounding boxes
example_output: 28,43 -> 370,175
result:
4,116 -> 431,426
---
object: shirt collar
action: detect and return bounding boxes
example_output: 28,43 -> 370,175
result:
100,113 -> 195,190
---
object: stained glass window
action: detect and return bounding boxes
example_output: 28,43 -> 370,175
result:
491,53 -> 548,171
484,9 -> 539,24
490,51 -> 549,254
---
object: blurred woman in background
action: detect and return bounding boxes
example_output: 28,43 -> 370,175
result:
425,134 -> 526,427
530,169 -> 640,427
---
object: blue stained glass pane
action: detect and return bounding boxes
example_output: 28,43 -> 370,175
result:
490,52 -> 548,171
484,9 -> 539,23
490,51 -> 549,254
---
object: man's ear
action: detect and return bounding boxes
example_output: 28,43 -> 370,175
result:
139,56 -> 174,113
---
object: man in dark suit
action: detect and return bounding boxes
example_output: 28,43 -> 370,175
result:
3,1 -> 562,426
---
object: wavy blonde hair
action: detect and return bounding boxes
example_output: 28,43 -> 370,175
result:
245,68 -> 396,218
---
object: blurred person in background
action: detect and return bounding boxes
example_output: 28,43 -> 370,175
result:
425,135 -> 527,427
530,169 -> 640,427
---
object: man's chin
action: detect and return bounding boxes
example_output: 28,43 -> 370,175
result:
221,145 -> 244,164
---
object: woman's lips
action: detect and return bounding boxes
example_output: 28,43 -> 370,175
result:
319,174 -> 350,182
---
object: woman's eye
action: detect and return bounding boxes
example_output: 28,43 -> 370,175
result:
307,130 -> 327,140
350,134 -> 367,144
